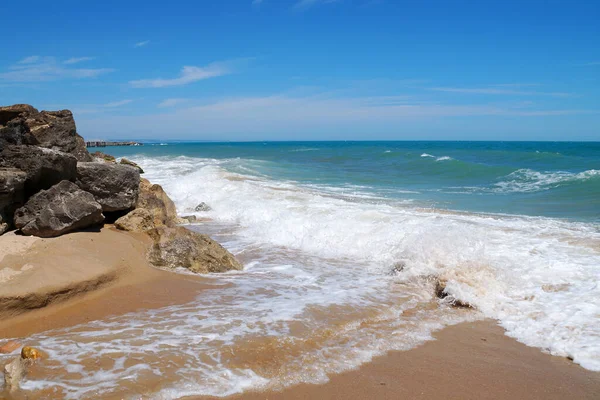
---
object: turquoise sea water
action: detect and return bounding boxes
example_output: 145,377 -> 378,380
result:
109,141 -> 600,221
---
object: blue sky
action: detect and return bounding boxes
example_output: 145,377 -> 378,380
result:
1,0 -> 599,141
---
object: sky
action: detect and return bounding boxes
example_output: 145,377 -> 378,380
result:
0,0 -> 599,141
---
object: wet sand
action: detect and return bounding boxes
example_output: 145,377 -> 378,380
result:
0,230 -> 599,399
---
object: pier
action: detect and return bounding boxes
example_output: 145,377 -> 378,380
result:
86,141 -> 143,148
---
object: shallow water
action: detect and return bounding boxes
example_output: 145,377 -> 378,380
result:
2,141 -> 599,399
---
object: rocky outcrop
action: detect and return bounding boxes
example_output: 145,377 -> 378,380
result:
14,180 -> 104,238
120,157 -> 144,173
147,226 -> 242,274
115,208 -> 156,232
91,151 -> 116,163
76,162 -> 140,212
0,145 -> 77,198
194,202 -> 212,212
136,178 -> 178,227
0,105 -> 40,148
0,168 -> 27,234
24,109 -> 91,161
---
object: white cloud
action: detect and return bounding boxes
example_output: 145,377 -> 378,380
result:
18,56 -> 41,64
0,57 -> 114,82
104,99 -> 133,107
294,0 -> 339,10
158,98 -> 188,108
130,63 -> 232,88
429,86 -> 571,97
135,40 -> 151,48
64,57 -> 95,65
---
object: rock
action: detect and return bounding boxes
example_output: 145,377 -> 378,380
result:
24,109 -> 91,161
136,178 -> 178,227
76,162 -> 140,212
180,215 -> 197,223
91,151 -> 116,163
434,279 -> 472,308
0,168 -> 27,235
114,208 -> 156,232
147,226 -> 242,274
0,340 -> 21,354
3,357 -> 31,392
0,104 -> 38,125
14,180 -> 104,238
120,157 -> 144,173
0,145 -> 77,198
194,202 -> 211,212
21,346 -> 43,360
0,106 -> 39,147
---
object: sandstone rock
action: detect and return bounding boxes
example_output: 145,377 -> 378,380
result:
0,145 -> 77,198
76,162 -> 140,212
0,340 -> 21,354
136,178 -> 178,227
25,109 -> 91,161
14,180 -> 104,238
91,151 -> 116,163
114,208 -> 156,232
0,168 -> 27,235
194,202 -> 211,212
3,356 -> 31,392
147,226 -> 242,274
120,157 -> 144,173
0,104 -> 38,125
180,215 -> 197,223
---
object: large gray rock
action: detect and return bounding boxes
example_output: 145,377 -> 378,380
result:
0,145 -> 77,198
0,168 -> 27,235
24,109 -> 91,161
147,226 -> 242,274
0,105 -> 39,148
14,180 -> 104,238
76,162 -> 140,212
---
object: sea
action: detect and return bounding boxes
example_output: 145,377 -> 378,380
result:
10,141 -> 600,399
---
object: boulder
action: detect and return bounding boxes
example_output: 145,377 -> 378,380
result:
24,109 -> 92,161
91,151 -> 116,163
180,215 -> 197,223
147,226 -> 242,274
14,180 -> 104,238
194,202 -> 212,212
0,168 -> 27,235
0,145 -> 77,198
0,104 -> 38,126
136,178 -> 178,226
114,208 -> 156,232
3,356 -> 31,392
76,162 -> 140,212
120,157 -> 144,173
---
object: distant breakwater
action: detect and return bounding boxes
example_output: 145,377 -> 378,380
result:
86,141 -> 143,148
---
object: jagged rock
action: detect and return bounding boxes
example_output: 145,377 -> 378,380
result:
434,279 -> 472,308
180,215 -> 197,223
14,180 -> 104,238
0,104 -> 38,125
0,145 -> 77,198
147,226 -> 242,274
120,158 -> 144,173
194,202 -> 211,212
76,162 -> 140,212
3,356 -> 32,392
0,168 -> 27,235
24,109 -> 91,161
115,208 -> 156,232
0,105 -> 39,148
91,151 -> 116,163
136,178 -> 178,227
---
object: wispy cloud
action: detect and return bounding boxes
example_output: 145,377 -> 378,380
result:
0,56 -> 114,82
135,40 -> 151,48
104,99 -> 133,108
64,57 -> 95,65
130,62 -> 233,88
294,0 -> 339,10
429,85 -> 571,97
158,98 -> 189,108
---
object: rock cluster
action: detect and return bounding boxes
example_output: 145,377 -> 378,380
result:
1,104 -> 241,275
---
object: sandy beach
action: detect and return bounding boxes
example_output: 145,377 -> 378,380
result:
0,227 -> 598,399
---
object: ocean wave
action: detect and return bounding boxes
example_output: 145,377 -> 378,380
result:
420,153 -> 434,158
494,169 -> 600,193
435,156 -> 453,162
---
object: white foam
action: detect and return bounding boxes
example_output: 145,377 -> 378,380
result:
8,155 -> 600,398
494,168 -> 600,193
420,153 -> 434,158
